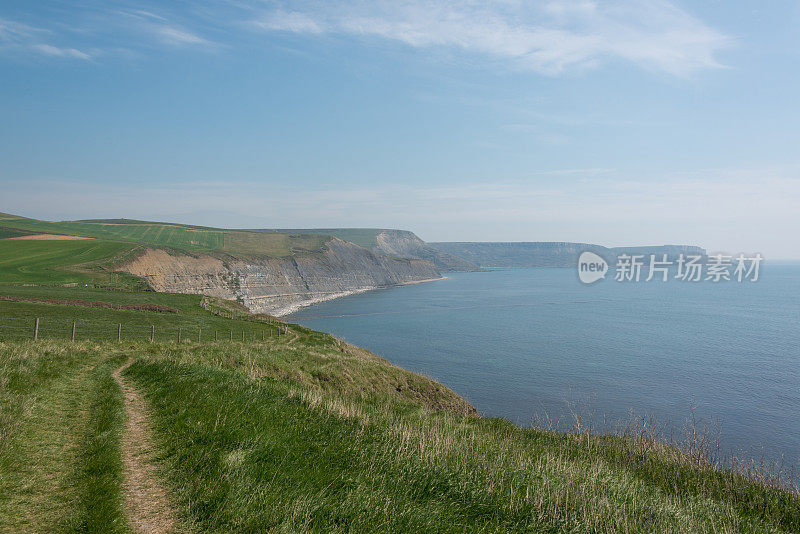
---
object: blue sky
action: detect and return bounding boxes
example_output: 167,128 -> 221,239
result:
1,1 -> 799,257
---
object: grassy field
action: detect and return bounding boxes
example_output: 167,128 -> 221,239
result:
0,213 -> 329,258
0,226 -> 35,239
0,239 -> 139,286
274,228 -> 384,249
0,285 -> 285,343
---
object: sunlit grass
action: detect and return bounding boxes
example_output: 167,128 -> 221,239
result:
1,332 -> 798,532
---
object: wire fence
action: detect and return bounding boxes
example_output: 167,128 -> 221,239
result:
0,315 -> 289,344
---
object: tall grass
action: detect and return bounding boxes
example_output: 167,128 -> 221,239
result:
123,341 -> 800,532
0,343 -> 129,532
2,337 -> 799,532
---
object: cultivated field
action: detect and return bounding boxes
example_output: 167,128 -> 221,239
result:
0,213 -> 329,258
0,239 -> 138,286
274,228 -> 385,249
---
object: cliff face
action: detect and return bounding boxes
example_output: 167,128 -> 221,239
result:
272,228 -> 480,272
372,230 -> 479,272
121,238 -> 441,316
429,242 -> 707,268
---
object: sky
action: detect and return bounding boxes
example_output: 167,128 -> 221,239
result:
1,1 -> 799,258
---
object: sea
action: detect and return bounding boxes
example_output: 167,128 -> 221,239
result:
288,264 -> 800,467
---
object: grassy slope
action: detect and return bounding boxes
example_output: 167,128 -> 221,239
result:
0,285 -> 286,343
0,227 -> 35,239
0,240 -> 139,286
127,352 -> 799,532
273,228 -> 384,249
0,213 -> 329,258
1,336 -> 797,532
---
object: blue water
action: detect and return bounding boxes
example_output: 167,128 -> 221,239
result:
288,266 -> 800,466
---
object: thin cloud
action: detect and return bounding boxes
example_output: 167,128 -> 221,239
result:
252,11 -> 324,34
0,7 -> 213,62
0,17 -> 43,42
2,1 -> 729,72
31,43 -> 91,59
108,9 -> 213,48
0,17 -> 92,59
253,0 -> 732,76
155,25 -> 210,46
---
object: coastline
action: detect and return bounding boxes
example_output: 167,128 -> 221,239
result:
273,276 -> 445,317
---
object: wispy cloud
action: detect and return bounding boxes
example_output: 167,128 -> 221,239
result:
31,43 -> 91,60
253,11 -> 324,34
252,0 -> 731,76
111,9 -> 213,48
2,1 -> 729,73
0,6 -> 213,62
153,25 -> 209,46
0,17 -> 92,60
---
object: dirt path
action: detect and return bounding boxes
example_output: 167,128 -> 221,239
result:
286,330 -> 299,344
113,360 -> 178,534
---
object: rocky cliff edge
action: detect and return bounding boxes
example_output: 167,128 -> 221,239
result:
121,237 -> 441,316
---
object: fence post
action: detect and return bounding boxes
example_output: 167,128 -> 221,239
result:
71,321 -> 76,342
118,324 -> 121,342
198,327 -> 202,342
214,330 -> 218,341
151,325 -> 155,343
34,318 -> 39,341
242,331 -> 245,342
229,330 -> 232,341
178,326 -> 182,343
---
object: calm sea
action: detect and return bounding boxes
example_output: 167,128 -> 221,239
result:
288,265 -> 800,466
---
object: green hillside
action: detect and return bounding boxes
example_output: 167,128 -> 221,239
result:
2,332 -> 798,531
0,213 -> 329,258
0,240 -> 139,286
0,227 -> 35,239
273,228 -> 384,249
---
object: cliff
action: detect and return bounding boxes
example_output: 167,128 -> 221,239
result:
269,228 -> 480,272
121,237 -> 441,316
429,242 -> 707,268
371,230 -> 479,272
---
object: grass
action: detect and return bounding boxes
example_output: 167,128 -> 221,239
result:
0,227 -> 34,239
0,213 -> 329,258
0,239 -> 139,286
123,346 -> 800,533
0,285 -> 285,343
274,228 -> 385,249
71,357 -> 128,533
0,343 -> 128,532
1,332 -> 798,532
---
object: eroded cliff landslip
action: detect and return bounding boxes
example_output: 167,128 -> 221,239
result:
122,237 -> 441,316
